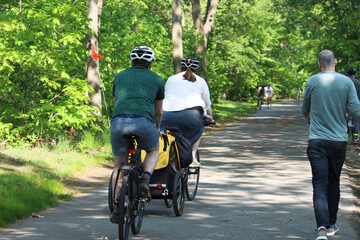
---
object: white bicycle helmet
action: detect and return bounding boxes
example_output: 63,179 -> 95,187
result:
130,46 -> 155,62
181,56 -> 200,71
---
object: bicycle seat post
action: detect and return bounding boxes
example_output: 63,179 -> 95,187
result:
127,136 -> 137,163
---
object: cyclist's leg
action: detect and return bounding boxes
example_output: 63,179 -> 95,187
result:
134,117 -> 160,201
110,117 -> 132,203
191,138 -> 201,162
143,143 -> 159,174
112,155 -> 127,201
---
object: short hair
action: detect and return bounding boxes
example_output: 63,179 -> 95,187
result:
132,59 -> 150,68
318,50 -> 335,68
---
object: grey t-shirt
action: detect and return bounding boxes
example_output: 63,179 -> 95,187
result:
301,72 -> 360,141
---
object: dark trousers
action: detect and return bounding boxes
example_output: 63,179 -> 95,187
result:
307,139 -> 346,228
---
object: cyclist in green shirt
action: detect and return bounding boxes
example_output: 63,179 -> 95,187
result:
110,46 -> 164,223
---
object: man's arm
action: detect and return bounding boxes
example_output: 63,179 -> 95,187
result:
154,100 -> 163,135
301,81 -> 311,124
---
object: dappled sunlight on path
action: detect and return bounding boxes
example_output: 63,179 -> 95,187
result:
0,100 -> 358,240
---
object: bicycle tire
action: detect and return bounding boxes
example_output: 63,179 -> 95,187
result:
172,170 -> 185,216
118,175 -> 131,240
164,198 -> 173,208
185,150 -> 200,201
108,171 -> 114,213
257,99 -> 262,110
130,171 -> 145,235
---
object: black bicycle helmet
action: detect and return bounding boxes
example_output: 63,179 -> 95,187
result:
347,67 -> 357,75
181,56 -> 200,71
130,46 -> 155,62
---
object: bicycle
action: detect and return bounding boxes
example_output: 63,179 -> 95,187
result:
257,97 -> 263,110
346,113 -> 359,143
184,119 -> 215,201
108,136 -> 146,240
185,150 -> 200,201
266,97 -> 271,109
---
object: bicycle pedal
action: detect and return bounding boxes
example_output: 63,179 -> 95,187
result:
139,198 -> 150,204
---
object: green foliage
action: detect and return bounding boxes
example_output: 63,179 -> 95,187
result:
213,100 -> 257,121
1,0 -> 359,145
0,1 -> 100,145
0,121 -> 13,142
76,129 -> 111,153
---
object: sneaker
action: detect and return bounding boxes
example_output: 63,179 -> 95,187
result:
110,206 -> 120,224
139,180 -> 151,203
189,161 -> 201,168
327,223 -> 339,236
315,226 -> 327,240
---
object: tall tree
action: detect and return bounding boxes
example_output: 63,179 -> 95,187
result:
172,0 -> 183,74
191,0 -> 219,72
85,0 -> 103,118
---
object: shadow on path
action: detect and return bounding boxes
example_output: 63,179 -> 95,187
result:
0,100 -> 358,240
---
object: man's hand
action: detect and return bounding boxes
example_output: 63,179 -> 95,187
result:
304,115 -> 311,124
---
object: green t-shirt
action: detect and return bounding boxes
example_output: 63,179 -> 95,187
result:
112,66 -> 165,122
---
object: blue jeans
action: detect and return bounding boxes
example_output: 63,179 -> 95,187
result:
307,139 -> 346,228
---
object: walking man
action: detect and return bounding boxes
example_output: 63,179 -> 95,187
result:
347,67 -> 360,142
301,50 -> 360,240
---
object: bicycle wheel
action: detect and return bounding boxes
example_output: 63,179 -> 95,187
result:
185,150 -> 200,201
257,99 -> 262,110
130,173 -> 145,235
118,175 -> 131,240
172,170 -> 185,216
108,171 -> 114,213
164,198 -> 173,208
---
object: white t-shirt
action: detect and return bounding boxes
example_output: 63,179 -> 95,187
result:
265,86 -> 273,97
163,72 -> 212,113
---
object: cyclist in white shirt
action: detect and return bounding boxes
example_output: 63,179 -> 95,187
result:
161,57 -> 213,167
265,83 -> 274,107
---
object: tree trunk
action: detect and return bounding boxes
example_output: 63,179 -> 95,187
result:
85,0 -> 102,118
172,0 -> 183,74
191,0 -> 219,72
18,0 -> 21,14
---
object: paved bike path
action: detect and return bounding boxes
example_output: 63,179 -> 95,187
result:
0,100 -> 358,239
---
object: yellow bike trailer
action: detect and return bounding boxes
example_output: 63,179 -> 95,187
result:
141,130 -> 185,216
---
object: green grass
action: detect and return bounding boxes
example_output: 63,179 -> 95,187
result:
0,169 -> 69,227
213,99 -> 257,121
0,147 -> 112,227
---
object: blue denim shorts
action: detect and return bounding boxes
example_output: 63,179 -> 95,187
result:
110,116 -> 159,157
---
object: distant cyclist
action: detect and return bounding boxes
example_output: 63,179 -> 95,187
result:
347,67 -> 360,142
297,88 -> 302,100
161,56 -> 213,167
257,85 -> 265,108
265,83 -> 274,107
110,46 -> 164,222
